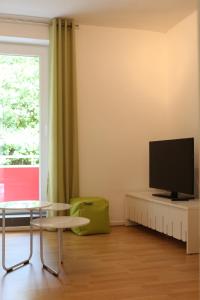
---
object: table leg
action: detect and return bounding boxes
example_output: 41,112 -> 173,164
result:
39,209 -> 62,276
2,209 -> 33,272
57,228 -> 63,269
59,228 -> 64,264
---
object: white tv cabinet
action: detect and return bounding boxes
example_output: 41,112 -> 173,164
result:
125,192 -> 199,254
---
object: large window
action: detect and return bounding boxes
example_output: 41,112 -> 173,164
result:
0,43 -> 48,203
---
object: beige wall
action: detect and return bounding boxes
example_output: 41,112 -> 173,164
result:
0,13 -> 198,223
76,13 -> 199,223
166,11 -> 199,196
76,26 -> 170,224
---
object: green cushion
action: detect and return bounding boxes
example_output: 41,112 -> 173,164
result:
70,197 -> 111,235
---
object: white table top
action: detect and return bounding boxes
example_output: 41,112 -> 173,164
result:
44,203 -> 71,211
0,201 -> 52,211
31,216 -> 90,229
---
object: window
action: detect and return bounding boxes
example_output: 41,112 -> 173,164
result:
0,42 -> 48,206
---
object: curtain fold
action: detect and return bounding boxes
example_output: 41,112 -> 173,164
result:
48,18 -> 79,205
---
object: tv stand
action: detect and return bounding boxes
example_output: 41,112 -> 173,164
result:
152,192 -> 194,201
125,192 -> 199,254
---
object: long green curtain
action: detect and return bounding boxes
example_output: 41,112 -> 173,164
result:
48,18 -> 79,205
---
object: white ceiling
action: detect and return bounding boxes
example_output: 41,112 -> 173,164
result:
0,0 -> 198,32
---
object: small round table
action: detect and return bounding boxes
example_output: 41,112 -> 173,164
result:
31,216 -> 90,276
0,201 -> 52,273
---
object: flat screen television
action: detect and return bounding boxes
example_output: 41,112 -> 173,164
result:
149,138 -> 194,201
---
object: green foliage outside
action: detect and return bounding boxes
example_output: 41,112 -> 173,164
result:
0,55 -> 40,165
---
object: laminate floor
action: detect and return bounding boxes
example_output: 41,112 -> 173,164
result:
0,226 -> 199,300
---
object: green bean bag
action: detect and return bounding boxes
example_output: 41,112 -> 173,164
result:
69,197 -> 111,235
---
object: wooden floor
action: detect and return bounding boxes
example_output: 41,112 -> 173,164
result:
0,226 -> 199,300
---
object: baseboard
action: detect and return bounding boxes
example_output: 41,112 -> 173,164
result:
110,220 -> 125,226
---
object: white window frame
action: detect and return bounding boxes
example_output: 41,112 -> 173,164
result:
0,41 -> 49,203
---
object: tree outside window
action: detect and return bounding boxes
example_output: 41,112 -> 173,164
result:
0,55 -> 40,165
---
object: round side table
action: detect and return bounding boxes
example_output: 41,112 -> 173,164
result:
0,200 -> 52,273
31,216 -> 90,276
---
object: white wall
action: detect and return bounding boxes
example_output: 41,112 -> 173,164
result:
76,26 -> 170,224
166,11 -> 199,195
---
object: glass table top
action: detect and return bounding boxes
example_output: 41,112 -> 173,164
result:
31,216 -> 90,229
0,201 -> 52,210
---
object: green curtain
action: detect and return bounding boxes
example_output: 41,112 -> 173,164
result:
48,18 -> 79,205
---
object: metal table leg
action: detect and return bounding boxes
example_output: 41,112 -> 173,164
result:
39,210 -> 63,276
60,228 -> 64,264
2,209 -> 33,272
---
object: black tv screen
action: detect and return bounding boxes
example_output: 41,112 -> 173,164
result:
149,138 -> 194,200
